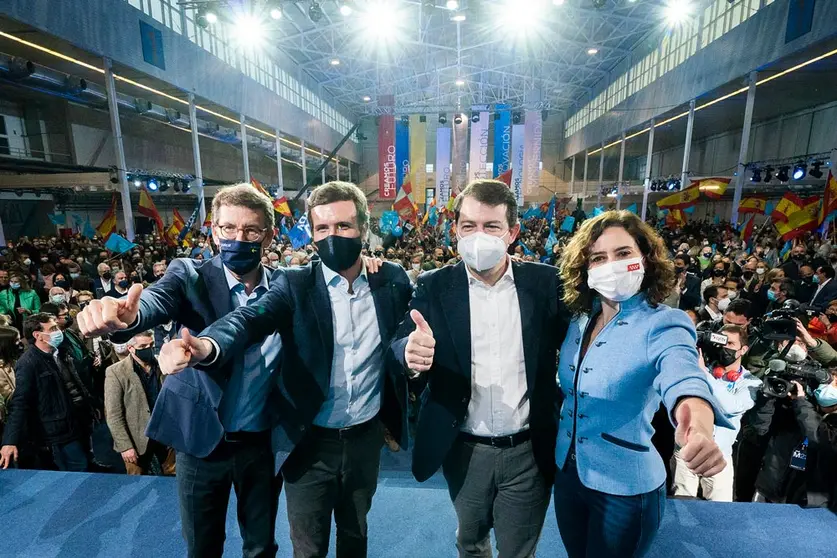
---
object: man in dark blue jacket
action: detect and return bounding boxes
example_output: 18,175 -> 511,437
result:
158,181 -> 412,558
76,184 -> 283,558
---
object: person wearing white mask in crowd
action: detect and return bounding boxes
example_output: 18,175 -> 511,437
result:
49,286 -> 69,306
553,210 -> 732,558
405,252 -> 423,285
698,285 -> 729,323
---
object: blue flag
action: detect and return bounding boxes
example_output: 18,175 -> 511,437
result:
179,203 -> 202,242
428,206 -> 439,227
780,240 -> 792,261
545,196 -> 556,223
682,205 -> 696,215
82,218 -> 97,240
520,241 -> 534,257
560,216 -> 575,233
289,214 -> 312,250
625,203 -> 638,214
764,201 -> 775,216
279,217 -> 291,239
519,220 -> 526,232
105,233 -> 136,254
713,215 -> 721,224
71,214 -> 85,233
48,213 -> 65,226
522,206 -> 540,220
443,220 -> 452,247
592,206 -> 605,217
545,227 -> 557,255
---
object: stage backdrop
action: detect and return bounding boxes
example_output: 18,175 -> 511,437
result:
435,126 -> 452,205
409,115 -> 427,203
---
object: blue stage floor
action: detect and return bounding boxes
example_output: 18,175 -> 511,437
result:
1,467 -> 835,557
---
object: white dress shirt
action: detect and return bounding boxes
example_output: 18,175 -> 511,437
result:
812,278 -> 831,304
462,259 -> 529,437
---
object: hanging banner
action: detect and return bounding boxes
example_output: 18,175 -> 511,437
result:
409,115 -> 427,204
452,114 -> 469,195
435,127 -> 452,206
493,105 -> 511,178
377,103 -> 396,200
468,112 -> 490,183
510,124 -> 525,207
522,111 -> 542,197
395,120 -> 410,192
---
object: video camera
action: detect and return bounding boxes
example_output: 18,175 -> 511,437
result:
753,300 -> 821,338
695,320 -> 728,366
762,358 -> 830,399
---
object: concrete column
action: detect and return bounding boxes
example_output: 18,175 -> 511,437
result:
103,57 -> 135,241
240,114 -> 250,183
301,140 -> 307,186
731,72 -> 758,225
681,99 -> 696,189
641,119 -> 656,222
188,93 -> 206,224
336,157 -> 340,180
597,141 -> 604,207
348,160 -> 352,182
321,148 -> 326,184
616,132 -> 626,210
275,129 -> 284,195
570,155 -> 576,195
582,150 -> 589,197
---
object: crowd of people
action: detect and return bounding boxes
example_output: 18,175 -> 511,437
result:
0,179 -> 836,558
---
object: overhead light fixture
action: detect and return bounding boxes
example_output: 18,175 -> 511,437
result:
553,0 -> 566,5
750,168 -> 762,183
362,95 -> 372,102
470,111 -> 479,123
269,2 -> 283,20
663,0 -> 693,26
330,58 -> 341,66
455,78 -> 465,86
446,0 -> 459,10
451,12 -> 466,22
809,160 -> 823,179
401,115 -> 410,125
776,166 -> 790,182
587,47 -> 599,55
182,180 -> 191,194
362,1 -> 403,40
439,112 -> 447,124
763,166 -> 774,182
338,2 -> 353,16
454,114 -> 464,125
512,112 -> 522,124
159,180 -> 170,193
231,13 -> 266,50
792,161 -> 807,180
133,179 -> 142,188
147,179 -> 159,192
196,5 -> 218,28
309,1 -> 324,23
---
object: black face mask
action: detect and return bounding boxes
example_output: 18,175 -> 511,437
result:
220,239 -> 262,275
102,271 -> 112,281
315,235 -> 363,272
55,280 -> 69,289
118,279 -> 130,289
717,347 -> 740,368
712,268 -> 726,277
674,266 -> 686,275
64,316 -> 74,328
134,347 -> 155,364
742,270 -> 754,280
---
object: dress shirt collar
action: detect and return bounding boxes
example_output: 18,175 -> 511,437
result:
222,264 -> 269,294
464,256 -> 514,287
322,258 -> 368,289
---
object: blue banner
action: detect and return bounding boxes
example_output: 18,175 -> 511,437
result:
139,21 -> 166,70
289,215 -> 312,250
785,0 -> 816,44
493,105 -> 511,178
105,233 -> 136,254
47,213 -> 65,226
395,120 -> 410,191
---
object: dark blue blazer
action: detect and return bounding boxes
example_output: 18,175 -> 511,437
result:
392,260 -> 570,483
197,259 -> 413,473
111,256 -> 280,458
811,279 -> 837,309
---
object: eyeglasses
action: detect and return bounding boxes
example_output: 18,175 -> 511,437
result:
215,224 -> 268,242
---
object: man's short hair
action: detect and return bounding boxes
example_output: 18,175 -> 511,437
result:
720,324 -> 749,347
40,302 -> 68,316
211,183 -> 275,229
307,181 -> 370,236
778,278 -> 795,297
819,265 -> 836,280
76,290 -> 94,300
704,285 -> 721,305
726,298 -> 752,318
23,313 -> 54,343
128,330 -> 154,346
454,179 -> 518,228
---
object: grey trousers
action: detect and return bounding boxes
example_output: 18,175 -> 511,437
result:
442,437 -> 551,558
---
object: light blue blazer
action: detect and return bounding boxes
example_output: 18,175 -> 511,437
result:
556,294 -> 734,496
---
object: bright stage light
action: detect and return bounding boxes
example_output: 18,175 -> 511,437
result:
664,0 -> 693,26
446,1 -> 459,10
587,47 -> 598,55
231,14 -> 266,50
451,12 -> 466,22
147,179 -> 159,192
330,58 -> 341,66
270,8 -> 283,20
500,0 -> 548,37
362,95 -> 372,102
133,179 -> 142,188
792,162 -> 807,180
361,2 -> 403,40
339,3 -> 353,16
455,78 -> 465,86
553,0 -> 565,5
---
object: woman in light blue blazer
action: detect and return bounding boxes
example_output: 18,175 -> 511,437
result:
554,210 -> 733,558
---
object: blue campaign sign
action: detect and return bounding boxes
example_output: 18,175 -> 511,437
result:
140,21 -> 166,70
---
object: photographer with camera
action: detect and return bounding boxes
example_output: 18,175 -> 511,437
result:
673,325 -> 761,501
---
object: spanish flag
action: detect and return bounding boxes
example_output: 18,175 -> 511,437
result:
273,196 -> 292,217
165,209 -> 186,246
738,196 -> 768,215
138,187 -> 164,235
250,178 -> 272,199
96,194 -> 118,239
693,177 -> 730,200
819,170 -> 837,226
775,197 -> 821,241
739,214 -> 755,243
656,184 -> 701,210
496,169 -> 512,187
771,192 -> 807,223
666,208 -> 687,228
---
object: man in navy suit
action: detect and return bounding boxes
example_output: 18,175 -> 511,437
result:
158,181 -> 412,558
811,264 -> 837,308
77,184 -> 284,558
392,179 -> 570,557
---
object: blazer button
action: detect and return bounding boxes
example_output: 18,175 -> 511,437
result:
575,338 -> 580,345
566,431 -> 572,438
461,397 -> 467,404
583,367 -> 591,374
452,420 -> 458,427
299,425 -> 306,432
569,365 -> 576,372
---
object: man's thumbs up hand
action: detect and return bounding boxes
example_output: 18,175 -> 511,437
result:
405,310 -> 435,373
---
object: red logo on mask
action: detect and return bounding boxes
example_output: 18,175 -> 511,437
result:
627,263 -> 641,272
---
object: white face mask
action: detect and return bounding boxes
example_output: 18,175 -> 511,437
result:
718,297 -> 731,312
756,268 -> 766,276
727,290 -> 738,300
785,344 -> 807,363
587,256 -> 645,302
412,263 -> 421,271
457,232 -> 508,272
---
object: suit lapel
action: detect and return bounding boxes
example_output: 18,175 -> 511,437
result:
440,262 -> 471,378
512,262 -> 541,392
367,266 -> 393,343
198,257 -> 232,322
309,264 -> 335,383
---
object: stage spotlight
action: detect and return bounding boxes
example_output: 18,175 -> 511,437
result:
309,1 -> 324,23
471,112 -> 480,123
750,168 -> 762,183
455,78 -> 465,86
450,12 -> 466,22
454,114 -> 464,125
231,13 -> 266,50
147,179 -> 159,192
512,112 -> 522,124
362,95 -> 371,102
361,1 -> 402,40
587,47 -> 599,55
792,161 -> 807,180
133,178 -> 142,188
776,166 -> 790,182
269,3 -> 283,20
338,2 -> 353,16
401,115 -> 410,126
182,180 -> 191,194
197,5 -> 218,28
438,112 -> 447,124
159,180 -> 170,193
330,58 -> 340,66
446,0 -> 459,9
763,166 -> 774,182
809,161 -> 823,179
663,0 -> 693,26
